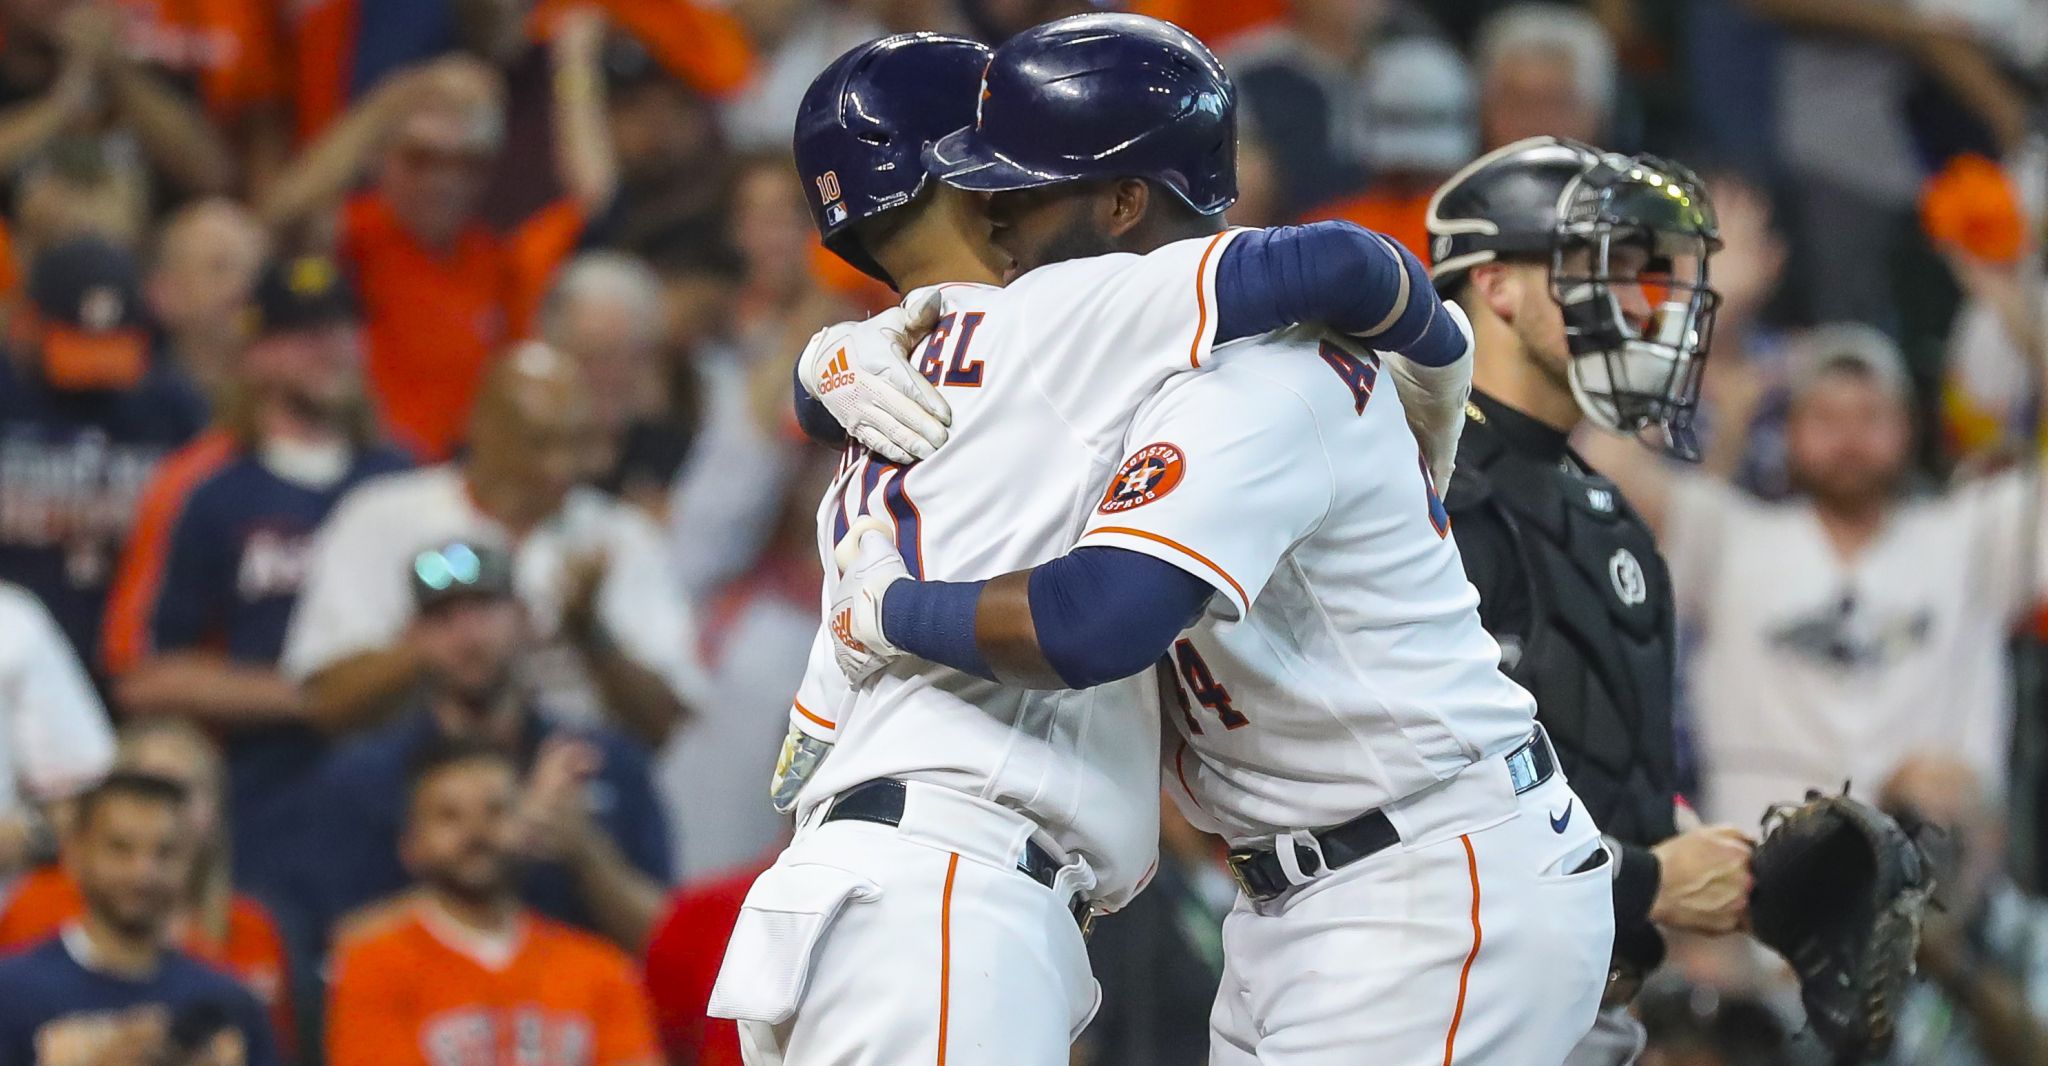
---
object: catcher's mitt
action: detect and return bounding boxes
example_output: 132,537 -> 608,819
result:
1749,789 -> 1933,1063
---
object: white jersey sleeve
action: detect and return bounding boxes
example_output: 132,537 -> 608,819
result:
1006,230 -> 1243,460
279,483 -> 414,680
592,503 -> 713,708
788,626 -> 844,742
1075,362 -> 1333,620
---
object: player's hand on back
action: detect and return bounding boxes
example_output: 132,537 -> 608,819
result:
828,517 -> 913,684
798,287 -> 954,464
1650,823 -> 1756,934
1381,301 -> 1474,492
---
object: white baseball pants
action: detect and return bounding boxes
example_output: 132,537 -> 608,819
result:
1209,756 -> 1615,1066
709,781 -> 1098,1066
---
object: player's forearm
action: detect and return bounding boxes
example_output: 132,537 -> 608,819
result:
301,647 -> 428,734
115,653 -> 305,724
1215,223 -> 1467,365
881,548 -> 1211,690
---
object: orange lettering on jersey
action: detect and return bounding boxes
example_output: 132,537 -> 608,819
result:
1098,443 -> 1186,514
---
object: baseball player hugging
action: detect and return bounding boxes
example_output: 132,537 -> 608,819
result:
711,13 -> 1614,1066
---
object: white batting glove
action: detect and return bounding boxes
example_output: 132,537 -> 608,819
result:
797,288 -> 953,464
1383,300 -> 1474,491
828,517 -> 911,684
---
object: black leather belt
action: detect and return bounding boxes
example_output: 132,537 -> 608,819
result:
1227,729 -> 1559,903
824,778 -> 1092,927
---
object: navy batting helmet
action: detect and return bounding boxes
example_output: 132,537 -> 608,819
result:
924,13 -> 1236,216
793,33 -> 992,285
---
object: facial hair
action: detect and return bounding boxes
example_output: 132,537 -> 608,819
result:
1014,202 -> 1115,276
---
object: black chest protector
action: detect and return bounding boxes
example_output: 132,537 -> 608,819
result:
1448,420 -> 1679,848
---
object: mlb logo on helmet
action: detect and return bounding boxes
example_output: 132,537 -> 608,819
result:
1099,442 -> 1186,514
826,203 -> 848,225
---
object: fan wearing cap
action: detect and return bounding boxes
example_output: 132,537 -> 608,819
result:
279,341 -> 703,753
1597,322 -> 2048,866
289,540 -> 671,950
0,237 -> 208,668
99,255 -> 411,901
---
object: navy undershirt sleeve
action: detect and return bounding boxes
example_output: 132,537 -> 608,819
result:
793,363 -> 848,447
881,576 -> 995,681
1213,222 -> 1467,366
880,547 -> 1213,689
1027,547 -> 1214,688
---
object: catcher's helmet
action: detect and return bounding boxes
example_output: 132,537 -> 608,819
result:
1427,136 -> 1723,459
793,33 -> 992,285
924,13 -> 1236,216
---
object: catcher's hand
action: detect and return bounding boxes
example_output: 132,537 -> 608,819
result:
1748,789 -> 1933,1063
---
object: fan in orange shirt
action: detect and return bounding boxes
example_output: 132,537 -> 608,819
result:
328,741 -> 659,1066
258,11 -> 617,459
0,720 -> 298,1059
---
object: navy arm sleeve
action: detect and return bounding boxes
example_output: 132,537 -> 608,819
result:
881,546 -> 1213,689
793,363 -> 848,447
1214,222 -> 1467,366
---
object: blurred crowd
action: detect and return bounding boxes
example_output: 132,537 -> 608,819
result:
0,0 -> 2040,1064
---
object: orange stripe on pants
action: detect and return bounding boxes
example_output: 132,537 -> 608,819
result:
1442,834 -> 1482,1066
938,852 -> 960,1065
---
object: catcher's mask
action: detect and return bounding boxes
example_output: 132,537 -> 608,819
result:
1428,137 -> 1723,459
1552,154 -> 1721,459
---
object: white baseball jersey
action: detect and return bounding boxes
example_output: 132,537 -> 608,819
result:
0,582 -> 115,809
1075,327 -> 1539,844
787,230 -> 1242,911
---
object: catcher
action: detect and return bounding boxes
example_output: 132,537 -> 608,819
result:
1428,138 -> 1930,1063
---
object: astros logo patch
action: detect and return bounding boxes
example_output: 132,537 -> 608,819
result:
1099,443 -> 1186,514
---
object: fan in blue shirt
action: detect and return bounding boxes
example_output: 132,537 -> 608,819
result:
282,541 -> 671,948
101,255 -> 410,901
0,773 -> 278,1066
0,238 -> 208,668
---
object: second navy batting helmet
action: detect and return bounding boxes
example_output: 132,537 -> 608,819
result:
793,33 -> 992,285
925,13 -> 1236,216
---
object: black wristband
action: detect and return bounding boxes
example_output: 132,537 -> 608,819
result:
1610,837 -> 1661,928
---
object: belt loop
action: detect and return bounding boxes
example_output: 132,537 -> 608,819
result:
1272,829 -> 1327,887
1049,857 -> 1097,903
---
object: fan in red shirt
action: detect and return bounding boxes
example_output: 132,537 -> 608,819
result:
641,857 -> 775,1066
256,10 -> 617,459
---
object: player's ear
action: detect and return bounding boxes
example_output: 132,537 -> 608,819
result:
1104,178 -> 1149,240
1468,263 -> 1519,327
